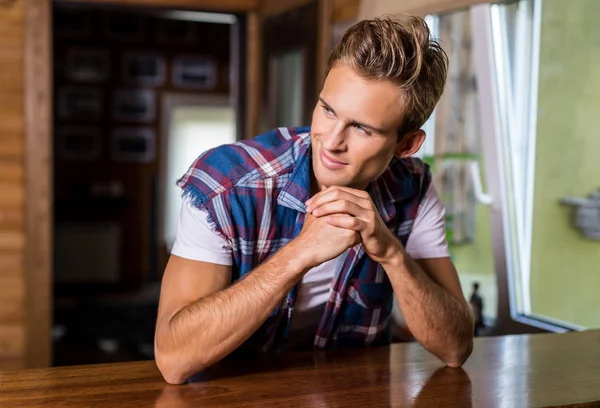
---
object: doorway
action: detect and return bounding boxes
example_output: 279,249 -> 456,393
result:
50,3 -> 242,366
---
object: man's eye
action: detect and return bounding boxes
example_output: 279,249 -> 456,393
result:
354,124 -> 370,135
322,105 -> 334,116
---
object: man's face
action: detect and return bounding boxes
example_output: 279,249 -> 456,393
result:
310,63 -> 418,191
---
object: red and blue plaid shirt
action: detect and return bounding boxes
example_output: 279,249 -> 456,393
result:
177,127 -> 431,350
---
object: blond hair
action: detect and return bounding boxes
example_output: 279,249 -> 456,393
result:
327,16 -> 448,137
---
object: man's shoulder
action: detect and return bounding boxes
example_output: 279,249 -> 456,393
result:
177,126 -> 311,204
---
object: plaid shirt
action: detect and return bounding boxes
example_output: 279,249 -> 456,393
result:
177,127 -> 431,350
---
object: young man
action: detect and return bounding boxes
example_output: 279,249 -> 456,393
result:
155,16 -> 474,384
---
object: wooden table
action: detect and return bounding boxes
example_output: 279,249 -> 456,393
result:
1,330 -> 600,407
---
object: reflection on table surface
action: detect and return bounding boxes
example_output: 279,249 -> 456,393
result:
1,331 -> 600,407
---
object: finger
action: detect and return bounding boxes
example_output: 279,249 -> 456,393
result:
326,214 -> 367,232
311,199 -> 367,218
316,185 -> 370,201
307,188 -> 370,213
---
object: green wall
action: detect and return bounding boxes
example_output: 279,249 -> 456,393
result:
530,0 -> 600,328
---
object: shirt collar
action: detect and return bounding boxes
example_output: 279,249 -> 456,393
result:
367,157 -> 418,224
277,132 -> 312,213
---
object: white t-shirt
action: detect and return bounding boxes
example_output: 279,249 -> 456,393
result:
171,183 -> 450,341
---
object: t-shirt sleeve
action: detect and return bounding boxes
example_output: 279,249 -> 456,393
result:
170,199 -> 233,265
404,183 -> 451,260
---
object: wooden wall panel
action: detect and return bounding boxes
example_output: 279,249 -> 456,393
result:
358,0 -> 490,19
0,0 -> 26,369
75,0 -> 259,12
24,0 -> 52,368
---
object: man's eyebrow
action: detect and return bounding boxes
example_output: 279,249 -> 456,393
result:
318,97 -> 335,114
318,96 -> 388,134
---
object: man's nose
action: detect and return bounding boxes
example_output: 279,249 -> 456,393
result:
322,123 -> 346,151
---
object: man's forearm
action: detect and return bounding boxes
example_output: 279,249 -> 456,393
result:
155,243 -> 307,384
382,250 -> 473,367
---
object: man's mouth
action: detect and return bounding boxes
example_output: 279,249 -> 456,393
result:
320,149 -> 348,170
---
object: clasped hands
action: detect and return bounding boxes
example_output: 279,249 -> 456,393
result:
305,186 -> 402,264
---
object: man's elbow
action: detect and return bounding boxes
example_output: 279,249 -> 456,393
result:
154,342 -> 208,385
155,350 -> 189,385
444,338 -> 474,368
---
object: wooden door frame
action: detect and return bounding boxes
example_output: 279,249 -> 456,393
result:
23,0 -> 260,368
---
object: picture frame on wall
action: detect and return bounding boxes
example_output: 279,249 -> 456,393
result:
112,89 -> 156,123
55,7 -> 91,39
155,19 -> 197,45
57,127 -> 101,161
122,52 -> 166,87
65,48 -> 111,83
172,55 -> 217,90
111,127 -> 155,163
58,87 -> 103,120
103,12 -> 146,42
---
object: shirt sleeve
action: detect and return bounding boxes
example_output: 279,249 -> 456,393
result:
404,183 -> 451,260
170,199 -> 233,265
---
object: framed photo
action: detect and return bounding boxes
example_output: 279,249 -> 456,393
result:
58,87 -> 103,120
66,48 -> 110,83
172,55 -> 217,90
55,7 -> 91,39
103,12 -> 146,42
122,52 -> 166,87
112,89 -> 156,123
111,127 -> 155,163
57,127 -> 101,161
155,19 -> 197,45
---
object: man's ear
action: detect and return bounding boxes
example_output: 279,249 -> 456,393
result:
394,129 -> 426,158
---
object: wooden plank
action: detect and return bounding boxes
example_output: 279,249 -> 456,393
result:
0,182 -> 24,208
0,276 -> 25,324
24,0 -> 52,368
261,0 -> 314,18
0,161 -> 23,182
0,253 -> 23,273
0,0 -> 26,366
0,324 -> 24,355
73,0 -> 259,12
245,11 -> 260,139
0,356 -> 25,371
0,210 -> 24,231
0,134 -> 24,158
358,0 -> 490,18
0,231 -> 25,251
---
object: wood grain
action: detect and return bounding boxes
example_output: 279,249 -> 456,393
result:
72,0 -> 259,12
1,331 -> 600,407
24,0 -> 52,369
